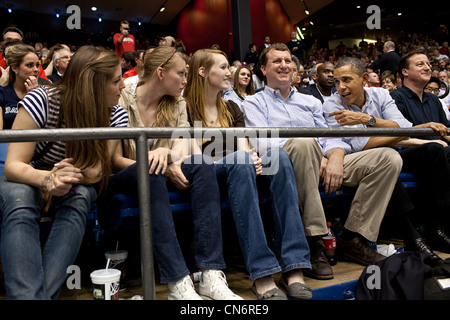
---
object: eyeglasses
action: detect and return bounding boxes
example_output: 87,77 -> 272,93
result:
424,87 -> 440,94
160,49 -> 177,68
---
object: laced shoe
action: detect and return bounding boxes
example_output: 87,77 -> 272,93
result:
405,237 -> 444,266
336,236 -> 386,266
430,229 -> 450,254
168,275 -> 203,300
199,269 -> 244,300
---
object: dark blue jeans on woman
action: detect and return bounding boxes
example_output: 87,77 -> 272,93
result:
214,149 -> 311,280
0,176 -> 95,299
106,154 -> 226,283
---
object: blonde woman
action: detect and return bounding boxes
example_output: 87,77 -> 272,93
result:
111,46 -> 242,300
0,46 -> 128,299
183,49 -> 312,300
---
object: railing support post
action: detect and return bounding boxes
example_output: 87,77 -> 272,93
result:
135,133 -> 155,300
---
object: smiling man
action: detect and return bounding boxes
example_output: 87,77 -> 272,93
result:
242,44 -> 395,281
391,49 -> 450,164
323,57 -> 450,262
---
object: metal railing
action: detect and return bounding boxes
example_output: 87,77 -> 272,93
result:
0,126 -> 442,300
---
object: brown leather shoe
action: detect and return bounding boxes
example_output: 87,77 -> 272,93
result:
303,239 -> 334,280
336,236 -> 386,266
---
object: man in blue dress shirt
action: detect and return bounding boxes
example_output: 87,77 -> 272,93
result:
324,57 -> 450,263
242,44 -> 399,280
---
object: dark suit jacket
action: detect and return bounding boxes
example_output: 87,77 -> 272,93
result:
370,50 -> 400,75
47,72 -> 62,84
258,44 -> 270,55
298,84 -> 336,103
287,39 -> 306,62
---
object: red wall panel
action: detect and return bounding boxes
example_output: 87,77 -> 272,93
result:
176,0 -> 293,56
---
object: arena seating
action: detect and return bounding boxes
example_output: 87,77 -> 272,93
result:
0,141 -> 419,247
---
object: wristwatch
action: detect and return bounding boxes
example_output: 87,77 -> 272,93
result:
367,115 -> 376,127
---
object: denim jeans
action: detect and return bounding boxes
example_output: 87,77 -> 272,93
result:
215,150 -> 310,280
105,154 -> 225,283
0,176 -> 95,300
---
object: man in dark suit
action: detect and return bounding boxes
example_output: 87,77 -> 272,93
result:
287,32 -> 306,65
258,36 -> 271,55
244,43 -> 258,66
370,41 -> 400,75
299,62 -> 336,103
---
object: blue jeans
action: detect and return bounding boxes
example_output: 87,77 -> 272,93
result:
106,155 -> 225,283
0,176 -> 95,299
215,150 -> 310,280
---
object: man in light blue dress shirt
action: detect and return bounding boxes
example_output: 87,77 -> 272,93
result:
325,57 -> 450,263
243,44 -> 400,280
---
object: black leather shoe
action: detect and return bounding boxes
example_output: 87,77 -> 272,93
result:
431,229 -> 450,254
405,237 -> 444,265
336,236 -> 386,266
303,239 -> 334,280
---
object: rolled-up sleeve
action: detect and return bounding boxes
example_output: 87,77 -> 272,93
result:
379,90 -> 412,128
322,98 -> 362,155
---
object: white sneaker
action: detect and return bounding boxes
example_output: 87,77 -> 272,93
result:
199,269 -> 244,300
168,275 -> 203,300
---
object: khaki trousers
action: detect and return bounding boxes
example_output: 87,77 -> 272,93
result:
282,138 -> 402,242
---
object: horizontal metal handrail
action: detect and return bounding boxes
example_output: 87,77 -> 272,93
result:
0,126 -> 442,142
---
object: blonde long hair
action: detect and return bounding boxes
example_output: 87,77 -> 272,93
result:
183,49 -> 233,127
54,45 -> 120,192
138,46 -> 184,127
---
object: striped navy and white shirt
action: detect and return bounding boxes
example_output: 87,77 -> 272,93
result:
19,86 -> 129,169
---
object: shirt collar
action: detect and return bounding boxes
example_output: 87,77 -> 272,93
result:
338,87 -> 372,110
401,85 -> 430,103
361,87 -> 374,110
400,85 -> 418,98
263,85 -> 296,100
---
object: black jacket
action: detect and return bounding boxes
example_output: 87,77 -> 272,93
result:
298,84 -> 336,104
370,50 -> 400,75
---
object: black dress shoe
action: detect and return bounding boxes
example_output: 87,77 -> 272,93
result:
431,229 -> 450,254
405,237 -> 444,265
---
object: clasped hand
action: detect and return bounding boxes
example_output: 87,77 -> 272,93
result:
250,148 -> 262,175
46,158 -> 83,196
148,148 -> 190,189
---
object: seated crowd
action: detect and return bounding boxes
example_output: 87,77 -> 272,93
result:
0,25 -> 449,301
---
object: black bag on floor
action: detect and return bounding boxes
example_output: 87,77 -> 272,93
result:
356,252 -> 427,300
423,257 -> 450,300
356,252 -> 450,300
